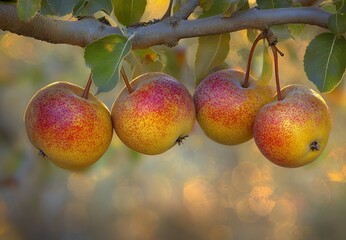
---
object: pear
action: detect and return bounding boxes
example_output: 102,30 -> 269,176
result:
24,82 -> 113,170
193,69 -> 274,145
253,85 -> 332,168
111,72 -> 195,155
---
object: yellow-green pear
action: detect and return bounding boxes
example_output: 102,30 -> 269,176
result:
193,69 -> 274,145
253,85 -> 332,168
111,72 -> 196,155
24,82 -> 113,170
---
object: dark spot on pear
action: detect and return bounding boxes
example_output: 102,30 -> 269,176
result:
176,135 -> 188,146
38,149 -> 48,158
309,141 -> 320,151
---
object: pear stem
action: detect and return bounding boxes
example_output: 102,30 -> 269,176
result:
272,45 -> 284,57
82,73 -> 93,99
243,32 -> 265,88
271,45 -> 283,101
121,67 -> 134,94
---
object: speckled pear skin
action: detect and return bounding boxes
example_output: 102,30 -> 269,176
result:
253,85 -> 332,168
24,82 -> 113,170
111,72 -> 196,155
193,69 -> 274,145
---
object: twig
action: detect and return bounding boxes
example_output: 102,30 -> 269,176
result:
162,0 -> 174,20
173,0 -> 199,19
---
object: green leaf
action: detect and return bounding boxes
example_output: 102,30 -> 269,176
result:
256,0 -> 291,9
43,0 -> 79,16
287,2 -> 304,38
258,42 -> 272,84
73,0 -> 112,16
238,0 -> 249,10
199,0 -> 231,18
288,24 -> 305,38
328,13 -> 346,37
195,33 -> 231,85
112,0 -> 147,26
159,46 -> 185,79
247,29 -> 260,43
16,0 -> 41,21
41,0 -> 55,15
270,25 -> 292,40
335,0 -> 346,14
127,48 -> 163,78
172,0 -> 182,14
199,0 -> 214,11
84,34 -> 132,93
322,4 -> 337,13
221,0 -> 250,17
222,2 -> 238,17
304,33 -> 346,93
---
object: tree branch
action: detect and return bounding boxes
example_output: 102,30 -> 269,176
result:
0,4 -> 330,49
173,0 -> 199,19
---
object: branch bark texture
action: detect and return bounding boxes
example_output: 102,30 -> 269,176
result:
0,3 -> 330,49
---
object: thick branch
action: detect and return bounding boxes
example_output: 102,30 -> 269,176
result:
0,4 -> 330,49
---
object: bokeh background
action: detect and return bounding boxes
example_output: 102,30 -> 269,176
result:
1,3 -> 346,240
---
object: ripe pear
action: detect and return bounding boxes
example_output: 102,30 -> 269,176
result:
24,82 -> 113,170
253,85 -> 332,168
193,69 -> 274,145
111,72 -> 195,155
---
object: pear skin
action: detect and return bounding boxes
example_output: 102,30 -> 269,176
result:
25,82 -> 113,170
111,72 -> 196,155
193,69 -> 274,145
253,85 -> 332,168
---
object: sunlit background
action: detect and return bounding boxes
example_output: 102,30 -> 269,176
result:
1,2 -> 346,240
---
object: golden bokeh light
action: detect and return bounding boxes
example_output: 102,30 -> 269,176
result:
67,172 -> 96,201
272,222 -> 304,240
1,34 -> 36,62
235,196 -> 260,223
113,209 -> 159,240
325,146 -> 346,183
248,185 -> 276,217
327,165 -> 346,183
209,225 -> 234,240
139,174 -> 173,207
269,197 -> 297,225
61,201 -> 90,233
217,170 -> 243,209
183,177 -> 221,224
231,161 -> 261,193
113,181 -> 143,212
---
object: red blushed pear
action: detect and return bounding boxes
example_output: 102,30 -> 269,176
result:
111,72 -> 195,155
24,82 -> 113,170
253,85 -> 332,168
193,69 -> 274,145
